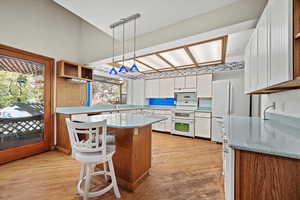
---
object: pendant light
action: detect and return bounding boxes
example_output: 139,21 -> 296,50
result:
119,22 -> 128,73
109,14 -> 141,75
130,18 -> 139,72
109,26 -> 118,75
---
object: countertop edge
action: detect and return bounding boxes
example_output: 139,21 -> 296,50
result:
229,144 -> 300,160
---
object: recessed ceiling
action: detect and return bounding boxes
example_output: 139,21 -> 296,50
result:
103,36 -> 226,74
53,0 -> 239,38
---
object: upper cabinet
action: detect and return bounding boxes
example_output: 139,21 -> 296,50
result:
185,76 -> 197,88
174,75 -> 197,91
160,78 -> 175,98
197,74 -> 212,98
145,79 -> 160,98
174,76 -> 185,89
269,0 -> 293,86
244,0 -> 295,94
145,78 -> 174,98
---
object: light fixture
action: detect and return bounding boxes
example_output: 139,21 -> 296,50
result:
110,23 -> 118,75
119,22 -> 128,73
109,14 -> 141,75
109,68 -> 118,75
130,18 -> 139,72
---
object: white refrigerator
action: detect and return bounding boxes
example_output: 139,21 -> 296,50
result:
211,79 -> 250,143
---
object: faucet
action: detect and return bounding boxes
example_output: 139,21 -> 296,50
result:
263,102 -> 276,120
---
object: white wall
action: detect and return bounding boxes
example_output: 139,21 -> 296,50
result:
261,90 -> 300,118
0,0 -> 81,62
0,0 -> 112,64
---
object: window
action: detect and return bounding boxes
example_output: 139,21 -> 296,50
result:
91,80 -> 127,105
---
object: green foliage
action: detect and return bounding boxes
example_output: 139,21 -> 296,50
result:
0,71 -> 44,108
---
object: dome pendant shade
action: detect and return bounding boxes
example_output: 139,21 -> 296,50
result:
109,68 -> 118,75
130,64 -> 139,72
119,65 -> 128,73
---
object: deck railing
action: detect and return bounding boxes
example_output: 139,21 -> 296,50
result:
0,115 -> 44,142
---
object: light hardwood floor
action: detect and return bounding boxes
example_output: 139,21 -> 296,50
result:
0,132 -> 224,200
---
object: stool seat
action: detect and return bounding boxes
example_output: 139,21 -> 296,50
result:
73,145 -> 116,163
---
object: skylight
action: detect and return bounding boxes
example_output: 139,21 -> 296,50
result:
188,39 -> 223,63
159,48 -> 194,67
137,55 -> 171,69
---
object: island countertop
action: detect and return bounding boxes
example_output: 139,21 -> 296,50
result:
73,112 -> 168,128
225,113 -> 300,160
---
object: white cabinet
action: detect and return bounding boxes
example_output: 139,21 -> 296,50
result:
257,6 -> 269,89
197,74 -> 212,98
244,42 -> 251,94
269,0 -> 293,86
244,0 -> 293,93
174,76 -> 185,89
194,112 -> 211,139
185,75 -> 197,88
249,30 -> 258,92
174,75 -> 196,90
151,110 -> 172,133
145,79 -> 159,98
159,78 -> 174,98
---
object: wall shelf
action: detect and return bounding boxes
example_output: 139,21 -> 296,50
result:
57,60 -> 93,82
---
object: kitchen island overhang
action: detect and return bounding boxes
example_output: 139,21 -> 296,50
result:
57,112 -> 167,191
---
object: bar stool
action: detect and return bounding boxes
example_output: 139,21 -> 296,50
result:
65,118 -> 121,200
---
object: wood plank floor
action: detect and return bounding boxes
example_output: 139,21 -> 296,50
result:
0,132 -> 224,200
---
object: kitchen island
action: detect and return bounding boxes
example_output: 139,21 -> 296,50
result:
56,111 -> 167,191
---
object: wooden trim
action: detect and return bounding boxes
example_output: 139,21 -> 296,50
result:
0,43 -> 54,164
222,36 -> 228,64
184,47 -> 198,66
155,54 -> 176,69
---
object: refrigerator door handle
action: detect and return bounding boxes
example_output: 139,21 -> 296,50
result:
229,83 -> 233,115
226,82 -> 231,115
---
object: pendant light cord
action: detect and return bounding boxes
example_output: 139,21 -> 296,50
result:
134,18 -> 136,64
112,27 -> 115,67
122,23 -> 125,66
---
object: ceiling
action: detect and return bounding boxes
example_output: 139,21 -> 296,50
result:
53,0 -> 239,38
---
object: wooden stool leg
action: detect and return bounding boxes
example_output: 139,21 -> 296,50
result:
108,158 -> 121,198
84,164 -> 91,200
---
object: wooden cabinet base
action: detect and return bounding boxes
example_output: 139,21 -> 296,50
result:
235,150 -> 300,200
107,125 -> 152,192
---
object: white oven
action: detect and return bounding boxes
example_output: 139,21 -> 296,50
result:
171,110 -> 195,138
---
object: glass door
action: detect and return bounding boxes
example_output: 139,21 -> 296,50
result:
0,44 -> 53,164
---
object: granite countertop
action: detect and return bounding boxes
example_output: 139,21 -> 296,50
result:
73,112 -> 167,128
56,105 -> 211,115
225,113 -> 300,160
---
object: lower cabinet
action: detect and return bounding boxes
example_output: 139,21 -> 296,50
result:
194,112 -> 211,139
151,110 -> 172,133
234,150 -> 300,200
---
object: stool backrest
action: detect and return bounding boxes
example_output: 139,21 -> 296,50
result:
65,118 -> 107,155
